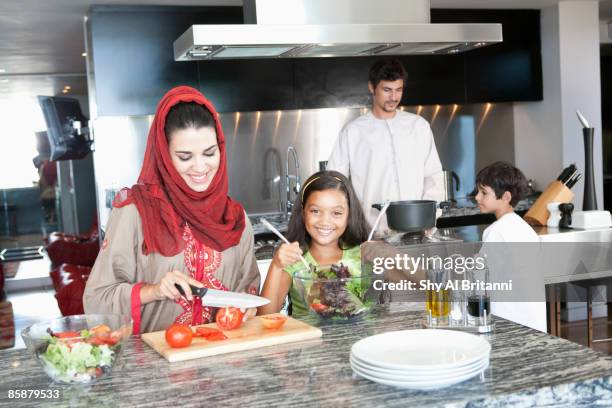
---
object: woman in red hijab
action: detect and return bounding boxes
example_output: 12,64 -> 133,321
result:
84,86 -> 260,334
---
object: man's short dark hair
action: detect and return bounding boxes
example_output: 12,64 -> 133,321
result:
368,58 -> 407,88
476,161 -> 528,207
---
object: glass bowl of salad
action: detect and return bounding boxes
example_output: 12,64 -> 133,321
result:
293,264 -> 374,321
21,314 -> 132,384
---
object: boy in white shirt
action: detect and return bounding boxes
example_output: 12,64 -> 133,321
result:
476,161 -> 545,332
475,161 -> 539,243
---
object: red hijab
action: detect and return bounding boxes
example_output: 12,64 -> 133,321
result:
114,86 -> 245,256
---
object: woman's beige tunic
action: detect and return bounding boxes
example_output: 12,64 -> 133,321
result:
83,204 -> 260,333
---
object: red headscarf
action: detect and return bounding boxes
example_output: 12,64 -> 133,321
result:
114,86 -> 245,256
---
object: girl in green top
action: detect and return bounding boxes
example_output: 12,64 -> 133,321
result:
259,170 -> 370,316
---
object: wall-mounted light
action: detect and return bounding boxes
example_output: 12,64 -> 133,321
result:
0,68 -> 6,73
64,85 -> 71,90
82,52 -> 87,57
477,103 -> 494,134
61,89 -> 68,94
431,104 -> 441,125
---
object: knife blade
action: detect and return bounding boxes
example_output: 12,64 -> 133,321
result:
567,173 -> 582,189
561,165 -> 578,185
174,283 -> 270,308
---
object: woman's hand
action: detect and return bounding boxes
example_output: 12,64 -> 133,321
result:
272,242 -> 303,269
154,270 -> 204,301
240,307 -> 257,322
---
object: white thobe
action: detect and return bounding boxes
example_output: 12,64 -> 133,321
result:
327,110 -> 444,231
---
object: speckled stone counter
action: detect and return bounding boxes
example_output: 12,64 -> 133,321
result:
1,305 -> 611,408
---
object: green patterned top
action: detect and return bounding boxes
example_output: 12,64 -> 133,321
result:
284,246 -> 362,317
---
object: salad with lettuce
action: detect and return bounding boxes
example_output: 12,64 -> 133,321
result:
38,325 -> 122,383
305,263 -> 372,320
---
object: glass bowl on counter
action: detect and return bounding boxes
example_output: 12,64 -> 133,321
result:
293,264 -> 375,322
21,314 -> 132,384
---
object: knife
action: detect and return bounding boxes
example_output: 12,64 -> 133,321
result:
174,283 -> 270,308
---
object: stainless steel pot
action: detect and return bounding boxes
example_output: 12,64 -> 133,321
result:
372,200 -> 437,232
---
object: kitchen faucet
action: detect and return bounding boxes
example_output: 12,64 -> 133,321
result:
286,146 -> 301,218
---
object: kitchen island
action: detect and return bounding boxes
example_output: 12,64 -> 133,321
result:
1,305 -> 611,407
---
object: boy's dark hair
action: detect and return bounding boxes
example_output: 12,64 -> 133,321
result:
369,58 -> 407,88
476,161 -> 528,207
286,170 -> 370,251
164,102 -> 215,142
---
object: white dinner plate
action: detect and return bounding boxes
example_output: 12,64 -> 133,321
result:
349,355 -> 489,380
351,329 -> 491,371
351,361 -> 488,390
350,356 -> 489,382
350,350 -> 489,376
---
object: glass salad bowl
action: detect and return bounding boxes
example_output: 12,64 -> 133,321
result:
21,314 -> 132,384
293,264 -> 375,321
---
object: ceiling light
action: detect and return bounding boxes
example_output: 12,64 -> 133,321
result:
0,69 -> 5,73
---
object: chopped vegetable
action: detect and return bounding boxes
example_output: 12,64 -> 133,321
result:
260,316 -> 287,330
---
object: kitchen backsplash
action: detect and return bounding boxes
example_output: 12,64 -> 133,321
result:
91,103 -> 515,228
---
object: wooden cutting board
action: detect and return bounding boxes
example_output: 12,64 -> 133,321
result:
142,314 -> 322,362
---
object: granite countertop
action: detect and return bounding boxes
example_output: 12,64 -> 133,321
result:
1,305 -> 611,407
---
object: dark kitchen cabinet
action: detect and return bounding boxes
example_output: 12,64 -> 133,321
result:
89,6 -> 243,116
197,59 -> 296,112
89,6 -> 542,115
293,54 -> 466,108
432,9 -> 543,103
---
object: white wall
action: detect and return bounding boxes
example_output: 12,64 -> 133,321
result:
514,1 -> 603,209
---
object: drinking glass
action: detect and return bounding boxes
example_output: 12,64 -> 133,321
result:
467,264 -> 491,326
425,268 -> 450,326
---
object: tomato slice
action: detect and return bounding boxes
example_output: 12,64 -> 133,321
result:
54,331 -> 81,338
310,303 -> 329,313
87,336 -> 107,346
215,307 -> 244,331
195,327 -> 222,337
261,316 -> 287,330
205,332 -> 228,341
91,324 -> 111,335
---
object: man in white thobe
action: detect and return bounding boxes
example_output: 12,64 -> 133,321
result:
327,58 -> 444,231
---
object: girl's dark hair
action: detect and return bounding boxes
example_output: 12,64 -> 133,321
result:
476,161 -> 528,207
369,58 -> 407,88
164,102 -> 215,142
286,170 -> 370,251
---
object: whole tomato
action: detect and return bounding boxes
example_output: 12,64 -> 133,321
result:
215,307 -> 244,331
165,323 -> 193,348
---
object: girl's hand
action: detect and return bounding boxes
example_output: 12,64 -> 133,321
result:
155,270 -> 203,301
272,242 -> 303,269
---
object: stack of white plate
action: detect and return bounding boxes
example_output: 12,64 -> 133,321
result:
350,329 -> 491,390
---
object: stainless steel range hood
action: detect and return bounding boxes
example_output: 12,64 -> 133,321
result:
174,0 -> 502,61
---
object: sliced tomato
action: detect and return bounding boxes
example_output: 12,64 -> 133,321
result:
165,323 -> 193,348
310,303 -> 329,313
104,330 -> 122,346
194,327 -> 222,337
87,336 -> 107,346
205,332 -> 228,341
215,307 -> 244,331
91,324 -> 111,335
261,315 -> 287,330
54,331 -> 81,338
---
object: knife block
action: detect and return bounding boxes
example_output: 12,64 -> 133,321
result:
524,181 -> 574,226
